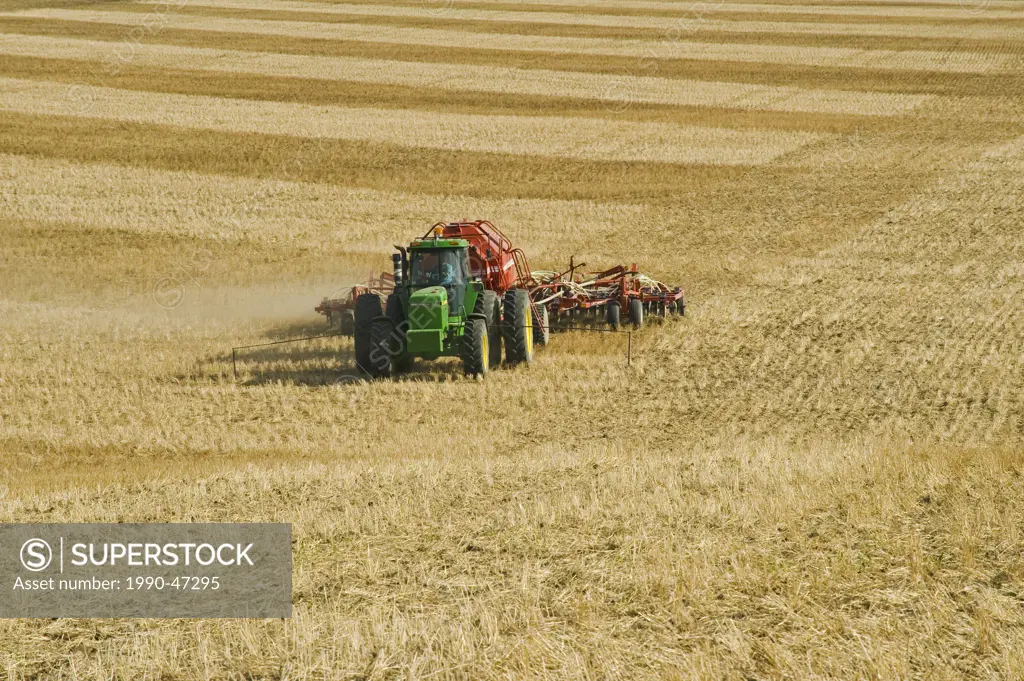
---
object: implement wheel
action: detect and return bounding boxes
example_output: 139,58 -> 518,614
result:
533,302 -> 550,346
462,316 -> 490,377
629,297 -> 644,330
606,301 -> 621,331
340,310 -> 355,336
367,319 -> 394,378
502,288 -> 534,365
354,293 -> 383,373
475,290 -> 503,368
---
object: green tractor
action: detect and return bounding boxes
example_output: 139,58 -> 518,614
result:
352,222 -> 538,378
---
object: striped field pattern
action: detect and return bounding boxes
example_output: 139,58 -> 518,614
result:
0,152 -> 647,251
343,0 -> 1024,19
7,8 -> 1018,72
140,0 -> 1024,41
0,34 -> 934,115
2,0 -> 1024,677
0,76 -> 827,164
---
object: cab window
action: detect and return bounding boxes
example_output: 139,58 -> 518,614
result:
410,249 -> 467,289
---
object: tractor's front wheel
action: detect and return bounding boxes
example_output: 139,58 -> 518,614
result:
354,293 -> 383,373
502,289 -> 534,365
462,316 -> 490,377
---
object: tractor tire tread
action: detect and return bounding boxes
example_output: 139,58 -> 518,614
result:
503,289 -> 534,365
533,303 -> 550,346
354,293 -> 384,373
475,290 -> 503,367
368,318 -> 394,378
462,317 -> 488,377
385,293 -> 411,372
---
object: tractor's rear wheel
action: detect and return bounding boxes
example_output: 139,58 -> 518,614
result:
367,319 -> 394,378
607,301 -> 621,331
462,316 -> 490,377
354,293 -> 383,373
532,302 -> 550,346
629,297 -> 644,330
502,288 -> 534,365
475,290 -> 503,368
385,293 -> 412,372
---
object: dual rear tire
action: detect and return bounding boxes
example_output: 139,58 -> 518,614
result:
356,293 -> 409,378
502,289 -> 534,366
353,293 -> 384,372
475,290 -> 504,369
464,288 -> 534,376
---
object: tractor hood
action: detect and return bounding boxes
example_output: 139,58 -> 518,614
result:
407,286 -> 448,330
410,286 -> 448,305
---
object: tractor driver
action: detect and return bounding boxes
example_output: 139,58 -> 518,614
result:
437,262 -> 461,309
438,263 -> 455,287
439,258 -> 470,311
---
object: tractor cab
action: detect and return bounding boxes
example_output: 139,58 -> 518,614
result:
408,241 -> 471,312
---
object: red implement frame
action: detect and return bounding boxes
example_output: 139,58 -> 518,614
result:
314,271 -> 395,333
529,257 -> 685,325
423,221 -> 534,293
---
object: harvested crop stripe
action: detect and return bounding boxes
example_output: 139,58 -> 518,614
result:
0,152 -> 646,248
0,34 -> 931,117
6,9 -> 1013,74
152,0 -> 1024,41
0,77 -> 825,165
348,0 -> 1024,20
349,0 -> 1024,20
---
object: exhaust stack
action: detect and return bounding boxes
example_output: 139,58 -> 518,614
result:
391,253 -> 403,287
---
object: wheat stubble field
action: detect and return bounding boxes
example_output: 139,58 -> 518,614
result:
0,0 -> 1023,676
